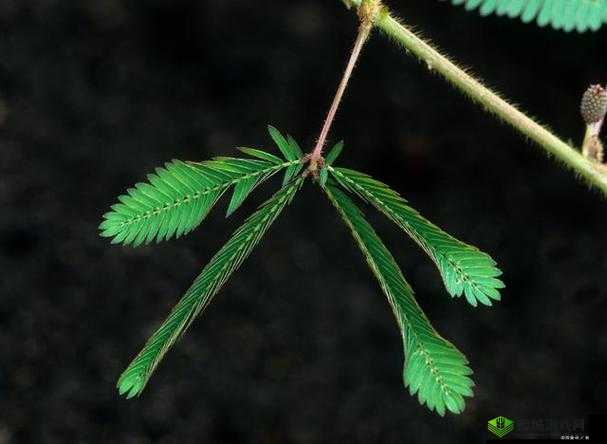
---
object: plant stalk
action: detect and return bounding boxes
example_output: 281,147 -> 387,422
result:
582,122 -> 605,163
309,7 -> 375,167
342,0 -> 607,196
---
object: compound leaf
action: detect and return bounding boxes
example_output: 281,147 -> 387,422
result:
331,167 -> 504,307
324,183 -> 474,416
100,150 -> 299,246
117,178 -> 304,399
449,0 -> 607,32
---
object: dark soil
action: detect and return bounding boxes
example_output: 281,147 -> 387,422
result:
2,1 -> 607,442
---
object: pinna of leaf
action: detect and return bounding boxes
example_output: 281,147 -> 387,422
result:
448,0 -> 607,32
100,126 -> 503,415
341,0 -> 607,32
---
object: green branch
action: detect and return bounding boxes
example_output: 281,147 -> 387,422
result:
342,0 -> 607,196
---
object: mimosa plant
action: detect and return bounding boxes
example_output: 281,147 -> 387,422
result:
100,0 -> 607,416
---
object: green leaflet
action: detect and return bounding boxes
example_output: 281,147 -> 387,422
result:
99,154 -> 299,246
325,141 -> 345,166
450,0 -> 607,32
319,141 -> 345,188
330,167 -> 504,307
237,147 -> 283,164
324,183 -> 474,416
117,178 -> 304,399
226,174 -> 262,217
267,125 -> 305,185
268,125 -> 302,161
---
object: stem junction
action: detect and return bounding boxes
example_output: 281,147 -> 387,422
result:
340,0 -> 607,196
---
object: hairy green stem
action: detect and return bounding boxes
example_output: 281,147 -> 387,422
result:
343,0 -> 607,196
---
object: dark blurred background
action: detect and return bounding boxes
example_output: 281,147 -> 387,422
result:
2,0 -> 607,442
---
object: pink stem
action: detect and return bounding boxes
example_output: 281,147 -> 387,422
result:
309,24 -> 371,162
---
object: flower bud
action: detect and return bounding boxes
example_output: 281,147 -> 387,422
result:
581,84 -> 607,125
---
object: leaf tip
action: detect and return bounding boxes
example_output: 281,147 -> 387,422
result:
117,372 -> 145,400
266,124 -> 281,139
